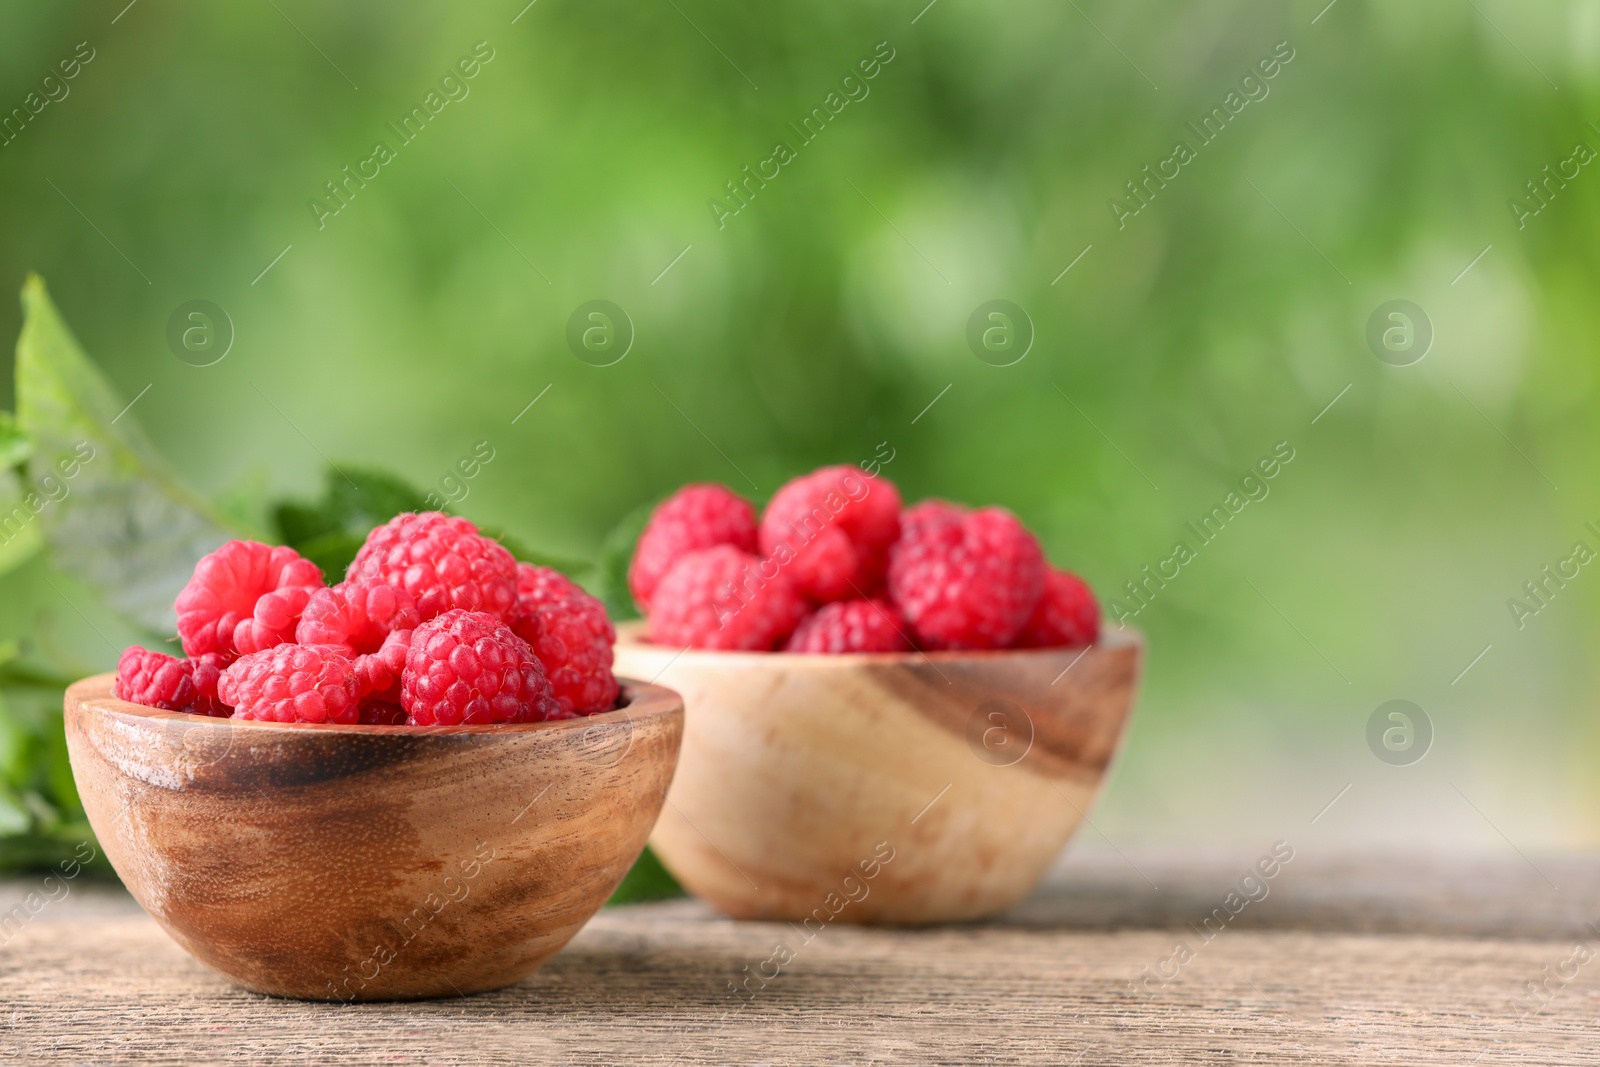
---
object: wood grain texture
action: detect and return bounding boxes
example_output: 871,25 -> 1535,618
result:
62,674 -> 683,1002
614,624 -> 1143,924
5,850 -> 1600,1065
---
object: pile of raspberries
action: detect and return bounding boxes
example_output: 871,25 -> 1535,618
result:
630,466 -> 1099,653
113,512 -> 619,726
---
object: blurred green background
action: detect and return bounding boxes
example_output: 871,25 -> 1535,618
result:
0,0 -> 1595,867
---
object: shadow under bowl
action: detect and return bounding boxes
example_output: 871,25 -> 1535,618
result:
64,673 -> 683,1001
614,623 -> 1143,925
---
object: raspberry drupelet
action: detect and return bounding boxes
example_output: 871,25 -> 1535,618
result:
629,484 -> 759,611
347,512 -> 518,622
783,599 -> 913,654
510,563 -> 619,717
1015,569 -> 1100,648
175,540 -> 324,660
887,501 -> 1046,650
759,466 -> 902,603
646,545 -> 809,651
114,647 -> 197,712
218,644 -> 360,725
297,579 -> 421,702
401,609 -> 561,726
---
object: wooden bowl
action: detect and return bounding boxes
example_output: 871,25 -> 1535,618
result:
614,623 -> 1142,924
63,673 -> 682,1001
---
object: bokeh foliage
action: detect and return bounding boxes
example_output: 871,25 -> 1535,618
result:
0,0 -> 1596,853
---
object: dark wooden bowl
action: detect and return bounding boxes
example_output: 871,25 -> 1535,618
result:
615,623 -> 1142,924
64,673 -> 683,1001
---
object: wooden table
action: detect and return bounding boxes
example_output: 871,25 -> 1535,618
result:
5,845 -> 1600,1065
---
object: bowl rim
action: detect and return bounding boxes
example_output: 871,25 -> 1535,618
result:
613,619 -> 1144,667
65,672 -> 681,735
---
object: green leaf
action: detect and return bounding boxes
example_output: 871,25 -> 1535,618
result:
477,525 -> 591,582
591,501 -> 653,622
0,690 -> 31,785
272,466 -> 432,577
0,412 -> 34,470
273,466 -> 597,582
0,786 -> 29,837
212,465 -> 274,541
605,845 -> 683,905
15,275 -> 241,632
0,468 -> 44,580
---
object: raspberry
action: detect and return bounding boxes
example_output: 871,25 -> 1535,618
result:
511,563 -> 619,716
401,609 -> 560,726
899,498 -> 964,536
114,647 -> 196,711
760,466 -> 901,602
629,484 -> 758,611
353,628 -> 413,702
175,541 -> 324,659
218,644 -> 360,725
646,546 -> 808,651
784,599 -> 913,654
1016,569 -> 1100,648
296,580 -> 420,653
348,512 -> 518,622
188,652 -> 231,717
887,501 -> 1046,650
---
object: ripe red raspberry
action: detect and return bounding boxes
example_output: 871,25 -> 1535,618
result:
296,580 -> 420,653
511,563 -> 618,716
760,466 -> 902,602
887,501 -> 1046,650
115,647 -> 196,711
401,609 -> 560,726
353,628 -> 413,702
646,546 -> 808,651
1016,569 -> 1100,648
218,644 -> 360,725
629,484 -> 758,610
188,652 -> 230,717
348,512 -> 517,622
175,541 -> 324,659
784,599 -> 913,654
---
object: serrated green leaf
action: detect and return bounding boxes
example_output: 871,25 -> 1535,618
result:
15,275 -> 240,632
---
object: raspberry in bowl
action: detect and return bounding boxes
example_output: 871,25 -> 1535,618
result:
613,471 -> 1143,924
64,514 -> 683,1001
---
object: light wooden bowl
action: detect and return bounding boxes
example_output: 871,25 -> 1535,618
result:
64,673 -> 682,1002
614,623 -> 1142,924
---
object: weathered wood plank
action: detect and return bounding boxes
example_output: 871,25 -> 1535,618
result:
4,851 -> 1599,1066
